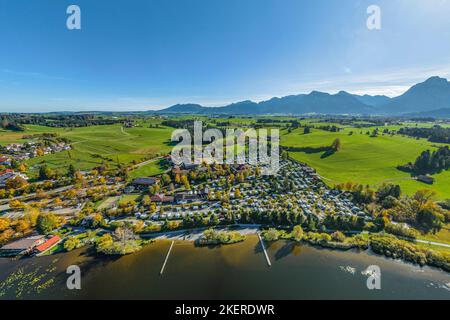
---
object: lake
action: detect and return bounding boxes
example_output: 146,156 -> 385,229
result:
0,235 -> 449,299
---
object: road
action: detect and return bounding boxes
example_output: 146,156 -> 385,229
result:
415,239 -> 450,248
141,225 -> 261,242
356,230 -> 450,249
132,156 -> 163,169
0,185 -> 73,205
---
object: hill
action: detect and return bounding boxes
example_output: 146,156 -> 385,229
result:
156,104 -> 207,114
353,94 -> 391,107
282,125 -> 450,199
157,91 -> 374,115
406,108 -> 450,119
156,77 -> 450,116
381,76 -> 450,114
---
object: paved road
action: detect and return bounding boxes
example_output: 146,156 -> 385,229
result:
141,225 -> 261,242
415,239 -> 450,248
132,156 -> 163,169
0,185 -> 73,205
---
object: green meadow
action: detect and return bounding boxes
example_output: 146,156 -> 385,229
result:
0,124 -> 173,176
128,159 -> 170,180
281,127 -> 450,199
0,119 -> 449,199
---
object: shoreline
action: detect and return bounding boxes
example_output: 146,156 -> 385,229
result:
2,225 -> 449,274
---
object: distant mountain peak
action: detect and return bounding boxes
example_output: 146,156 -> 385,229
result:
423,76 -> 448,84
309,90 -> 329,96
337,90 -> 352,96
229,100 -> 257,105
381,76 -> 450,114
154,76 -> 449,117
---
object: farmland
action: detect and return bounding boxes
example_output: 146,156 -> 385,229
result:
0,124 -> 173,176
0,117 -> 449,198
282,126 -> 450,198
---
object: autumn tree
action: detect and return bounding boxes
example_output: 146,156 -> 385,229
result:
37,213 -> 61,234
54,197 -> 63,206
24,207 -> 40,227
331,138 -> 342,151
9,199 -> 25,210
142,195 -> 151,207
39,165 -> 56,180
64,237 -> 81,251
133,220 -> 145,233
161,174 -> 172,185
0,218 -> 11,232
291,225 -> 304,242
181,175 -> 190,190
36,148 -> 44,157
6,176 -> 28,189
331,231 -> 346,242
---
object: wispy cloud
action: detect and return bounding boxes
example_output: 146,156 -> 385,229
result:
252,62 -> 450,100
1,69 -> 68,81
3,63 -> 450,112
131,63 -> 450,109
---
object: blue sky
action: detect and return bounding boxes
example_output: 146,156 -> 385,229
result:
1,0 -> 450,112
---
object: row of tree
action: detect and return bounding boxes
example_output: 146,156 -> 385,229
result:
398,146 -> 450,175
398,126 -> 450,144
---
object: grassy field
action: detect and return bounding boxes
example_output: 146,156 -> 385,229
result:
0,124 -> 174,176
128,159 -> 169,179
282,126 -> 450,199
119,194 -> 140,202
414,242 -> 450,254
418,224 -> 450,244
0,119 -> 449,199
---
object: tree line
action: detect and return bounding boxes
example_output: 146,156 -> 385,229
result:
1,114 -> 123,128
398,146 -> 450,175
398,126 -> 450,144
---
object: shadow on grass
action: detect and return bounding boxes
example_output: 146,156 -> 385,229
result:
320,148 -> 337,159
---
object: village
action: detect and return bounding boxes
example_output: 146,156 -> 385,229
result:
0,148 -> 370,257
0,138 -> 72,189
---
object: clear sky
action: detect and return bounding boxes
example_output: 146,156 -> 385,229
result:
1,0 -> 450,112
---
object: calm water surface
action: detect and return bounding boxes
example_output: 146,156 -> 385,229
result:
0,235 -> 449,299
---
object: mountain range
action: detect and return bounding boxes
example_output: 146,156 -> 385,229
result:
154,76 -> 450,117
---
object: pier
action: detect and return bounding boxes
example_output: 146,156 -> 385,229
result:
257,232 -> 272,267
160,240 -> 175,275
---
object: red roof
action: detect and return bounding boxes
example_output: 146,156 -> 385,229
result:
0,169 -> 13,175
151,194 -> 164,201
151,194 -> 174,203
35,236 -> 61,252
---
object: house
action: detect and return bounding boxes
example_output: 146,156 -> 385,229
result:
0,156 -> 11,166
0,170 -> 28,188
0,168 -> 13,176
150,194 -> 174,204
131,177 -> 158,190
174,192 -> 201,204
35,235 -> 61,253
171,166 -> 189,176
124,185 -> 136,194
182,163 -> 198,170
0,235 -> 45,257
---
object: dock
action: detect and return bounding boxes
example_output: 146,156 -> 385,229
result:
160,240 -> 175,275
257,232 -> 271,267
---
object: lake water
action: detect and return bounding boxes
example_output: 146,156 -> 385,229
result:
0,235 -> 449,299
